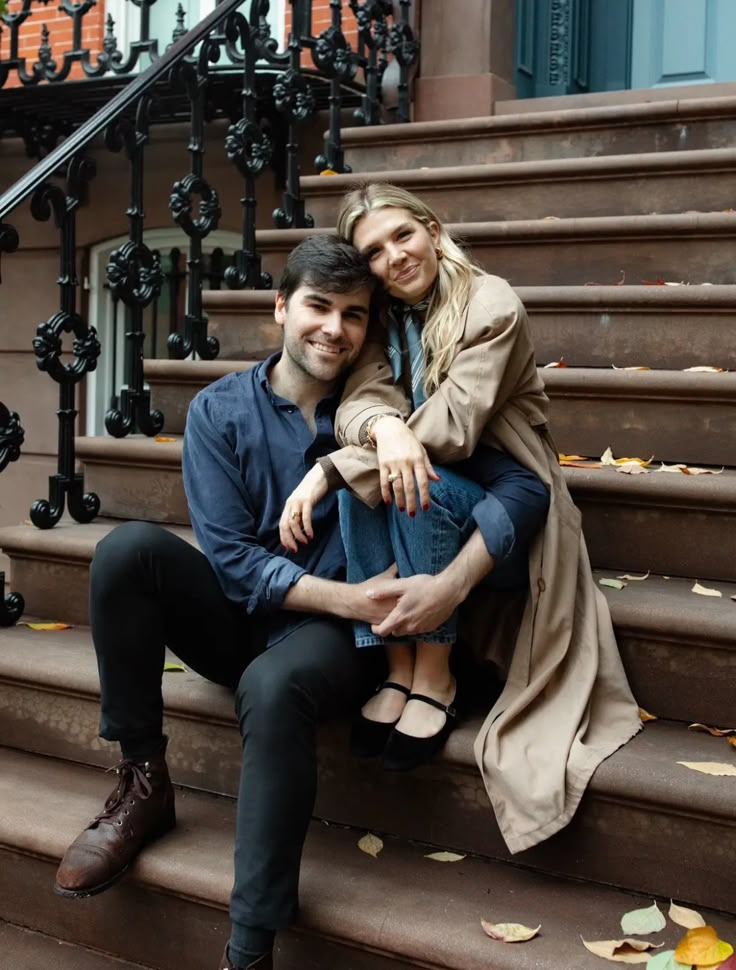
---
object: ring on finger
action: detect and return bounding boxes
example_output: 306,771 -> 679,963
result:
289,510 -> 300,520
387,472 -> 400,484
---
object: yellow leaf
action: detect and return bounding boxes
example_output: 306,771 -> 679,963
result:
677,761 -> 736,777
163,662 -> 187,673
581,938 -> 662,963
639,708 -> 658,723
668,901 -> 706,929
601,447 -> 653,467
674,926 -> 734,966
692,582 -> 723,598
618,571 -> 650,581
22,622 -> 71,631
481,920 -> 541,942
358,833 -> 383,858
729,738 -> 736,749
559,454 -> 589,462
600,578 -> 627,590
620,902 -> 666,935
424,851 -> 465,862
319,169 -> 338,175
154,435 -> 177,442
688,723 -> 736,738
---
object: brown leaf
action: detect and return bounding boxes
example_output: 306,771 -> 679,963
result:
481,920 -> 541,942
581,937 -> 662,963
688,723 -> 736,738
543,358 -> 567,368
612,365 -> 652,371
617,571 -> 650,581
639,708 -> 658,723
683,366 -> 726,373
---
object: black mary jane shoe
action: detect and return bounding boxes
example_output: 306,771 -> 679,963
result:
382,690 -> 458,772
349,681 -> 411,758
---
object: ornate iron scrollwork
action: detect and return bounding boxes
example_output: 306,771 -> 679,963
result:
104,97 -> 165,437
29,155 -> 101,529
0,402 -> 26,626
310,0 -> 357,174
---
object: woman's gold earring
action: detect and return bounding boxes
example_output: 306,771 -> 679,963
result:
435,247 -> 444,260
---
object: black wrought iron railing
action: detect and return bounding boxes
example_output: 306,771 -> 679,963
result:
0,0 -> 418,622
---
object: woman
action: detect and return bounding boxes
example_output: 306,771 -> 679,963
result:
281,184 -> 641,853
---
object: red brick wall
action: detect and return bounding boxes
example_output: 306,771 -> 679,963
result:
1,0 -> 105,89
284,1 -> 359,49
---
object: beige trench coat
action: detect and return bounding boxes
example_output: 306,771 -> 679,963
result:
328,273 -> 642,854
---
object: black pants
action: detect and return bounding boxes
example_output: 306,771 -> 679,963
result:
90,521 -> 372,933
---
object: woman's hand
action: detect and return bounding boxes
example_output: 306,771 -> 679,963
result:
280,464 -> 329,553
373,416 -> 440,514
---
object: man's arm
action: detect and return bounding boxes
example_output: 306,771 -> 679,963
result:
284,568 -> 398,626
365,529 -> 495,639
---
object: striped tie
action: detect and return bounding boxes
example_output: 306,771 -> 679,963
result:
386,301 -> 429,410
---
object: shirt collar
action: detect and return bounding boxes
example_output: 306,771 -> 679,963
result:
256,351 -> 346,411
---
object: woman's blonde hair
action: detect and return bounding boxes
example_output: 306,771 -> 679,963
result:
336,183 -> 483,394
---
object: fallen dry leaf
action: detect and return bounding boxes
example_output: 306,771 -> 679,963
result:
682,466 -> 724,476
729,738 -> 736,749
600,578 -> 627,590
692,582 -> 723,598
424,851 -> 465,862
657,463 -> 689,473
163,662 -> 187,673
543,358 -> 567,368
601,447 -> 653,474
612,364 -> 652,371
620,901 -> 666,935
154,435 -> 177,442
668,901 -> 706,929
688,723 -> 736,738
646,950 -> 690,970
358,833 -> 383,858
481,920 -> 541,943
639,708 -> 658,723
581,937 -> 662,963
714,954 -> 736,970
677,761 -> 736,777
22,622 -> 71,631
559,454 -> 589,462
319,169 -> 338,175
617,571 -> 650,581
616,462 -> 650,475
674,926 -> 734,966
683,366 -> 726,373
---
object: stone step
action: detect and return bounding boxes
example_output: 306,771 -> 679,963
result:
147,359 -> 257,437
2,749 -> 734,970
0,921 -> 154,970
197,285 -> 736,371
303,148 -> 736,225
253,212 -> 736,287
1,643 -> 735,913
338,95 -> 736,170
144,358 -> 736,467
2,464 -> 734,625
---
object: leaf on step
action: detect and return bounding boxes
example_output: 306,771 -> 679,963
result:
674,927 -> 734,967
612,364 -> 652,371
163,662 -> 187,673
22,622 -> 71,631
676,761 -> 736,777
424,851 -> 465,862
585,270 -> 626,286
656,463 -> 689,473
616,462 -> 650,474
358,833 -> 383,858
728,737 -> 736,748
713,954 -> 736,970
688,723 -> 736,738
599,578 -> 627,590
543,358 -> 567,368
154,435 -> 177,443
620,902 -> 667,935
319,169 -> 338,176
646,950 -> 691,970
559,454 -> 589,462
617,571 -> 650,581
639,708 -> 658,723
601,447 -> 653,471
692,582 -> 723,598
682,466 -> 724,476
668,901 -> 707,929
559,460 -> 605,468
481,920 -> 541,942
683,366 -> 726,373
581,937 -> 662,963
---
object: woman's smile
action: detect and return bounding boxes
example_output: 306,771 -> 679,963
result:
353,207 -> 440,302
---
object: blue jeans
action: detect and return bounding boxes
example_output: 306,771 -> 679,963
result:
339,465 -> 530,648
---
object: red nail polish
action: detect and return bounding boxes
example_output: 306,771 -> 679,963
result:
398,506 -> 405,513
409,511 -> 415,517
422,503 -> 430,511
384,496 -> 392,505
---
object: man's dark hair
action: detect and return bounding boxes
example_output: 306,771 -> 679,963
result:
277,234 -> 381,310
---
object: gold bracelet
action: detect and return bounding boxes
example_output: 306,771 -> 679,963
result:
364,413 -> 389,449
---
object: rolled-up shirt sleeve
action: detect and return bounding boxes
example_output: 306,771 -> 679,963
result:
183,392 -> 306,613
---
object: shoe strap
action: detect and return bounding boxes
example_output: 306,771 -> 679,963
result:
407,692 -> 457,718
377,681 -> 411,697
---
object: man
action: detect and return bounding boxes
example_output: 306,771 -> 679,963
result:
54,235 -> 500,970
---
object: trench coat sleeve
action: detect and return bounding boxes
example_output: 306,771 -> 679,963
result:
406,276 -> 543,463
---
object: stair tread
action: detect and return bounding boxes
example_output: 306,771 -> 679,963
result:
0,519 -> 196,561
2,613 -> 734,821
0,922 -> 153,970
1,747 -> 733,969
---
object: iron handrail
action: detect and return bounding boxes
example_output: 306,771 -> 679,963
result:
0,0 -> 246,222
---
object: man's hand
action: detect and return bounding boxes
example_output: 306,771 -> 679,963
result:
366,572 -> 465,639
279,464 -> 329,552
373,416 -> 440,515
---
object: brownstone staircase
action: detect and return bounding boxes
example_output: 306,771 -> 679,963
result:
1,93 -> 736,969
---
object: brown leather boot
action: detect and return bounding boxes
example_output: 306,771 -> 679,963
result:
55,745 -> 176,898
218,945 -> 273,969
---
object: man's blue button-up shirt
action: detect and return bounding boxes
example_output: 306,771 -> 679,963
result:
182,354 -> 346,644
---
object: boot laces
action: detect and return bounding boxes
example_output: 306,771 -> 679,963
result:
94,758 -> 154,824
